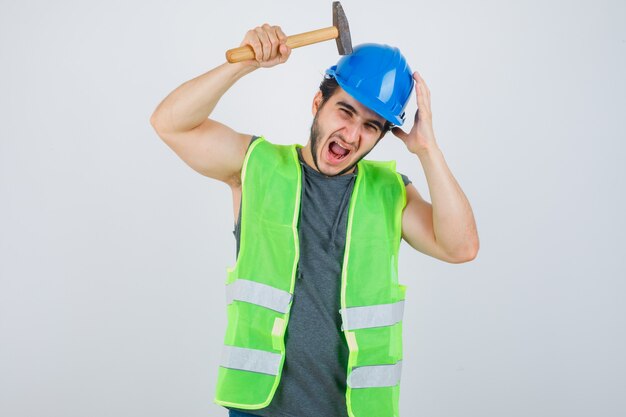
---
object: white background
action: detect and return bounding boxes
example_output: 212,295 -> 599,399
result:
1,0 -> 625,416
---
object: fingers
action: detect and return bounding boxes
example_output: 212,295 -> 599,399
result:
413,71 -> 431,115
255,26 -> 272,61
414,71 -> 430,98
243,28 -> 263,64
274,26 -> 291,63
274,25 -> 287,44
242,24 -> 290,67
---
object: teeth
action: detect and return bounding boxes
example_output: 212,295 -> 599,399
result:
335,141 -> 349,151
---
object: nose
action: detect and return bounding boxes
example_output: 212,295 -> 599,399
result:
342,120 -> 361,146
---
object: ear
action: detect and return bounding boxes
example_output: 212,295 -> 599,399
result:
312,91 -> 323,116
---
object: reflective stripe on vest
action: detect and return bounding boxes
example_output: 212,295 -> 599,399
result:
220,345 -> 282,376
226,279 -> 293,313
339,300 -> 405,330
347,361 -> 403,389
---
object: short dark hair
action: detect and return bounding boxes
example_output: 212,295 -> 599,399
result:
318,75 -> 393,137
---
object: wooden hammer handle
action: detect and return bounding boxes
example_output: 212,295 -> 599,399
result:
226,26 -> 339,63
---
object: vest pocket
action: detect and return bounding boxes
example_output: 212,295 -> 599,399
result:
271,317 -> 286,350
391,283 -> 407,361
225,266 -> 236,285
217,277 -> 292,408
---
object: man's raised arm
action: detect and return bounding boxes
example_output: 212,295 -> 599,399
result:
149,24 -> 291,187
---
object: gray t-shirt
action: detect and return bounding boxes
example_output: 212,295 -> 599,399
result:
227,136 -> 410,417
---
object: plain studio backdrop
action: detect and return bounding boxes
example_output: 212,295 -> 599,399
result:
1,0 -> 625,416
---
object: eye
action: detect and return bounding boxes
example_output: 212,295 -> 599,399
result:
365,123 -> 379,132
339,108 -> 351,117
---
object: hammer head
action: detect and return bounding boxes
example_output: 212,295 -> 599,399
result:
332,1 -> 352,55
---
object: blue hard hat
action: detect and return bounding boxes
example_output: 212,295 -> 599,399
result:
325,43 -> 414,126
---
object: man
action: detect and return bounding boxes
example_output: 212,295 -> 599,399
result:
151,24 -> 478,417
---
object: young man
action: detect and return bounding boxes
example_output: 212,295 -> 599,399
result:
151,24 -> 478,417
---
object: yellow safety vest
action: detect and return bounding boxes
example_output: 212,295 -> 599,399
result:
214,137 -> 408,416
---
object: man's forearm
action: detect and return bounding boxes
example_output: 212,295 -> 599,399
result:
417,145 -> 479,260
150,61 -> 256,133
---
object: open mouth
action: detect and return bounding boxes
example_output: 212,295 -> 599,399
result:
326,140 -> 351,164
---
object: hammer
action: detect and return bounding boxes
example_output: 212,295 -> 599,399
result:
225,1 -> 352,63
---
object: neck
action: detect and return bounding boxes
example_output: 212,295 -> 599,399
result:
300,144 -> 316,170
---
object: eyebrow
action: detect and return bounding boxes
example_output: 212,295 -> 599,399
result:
336,101 -> 384,131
